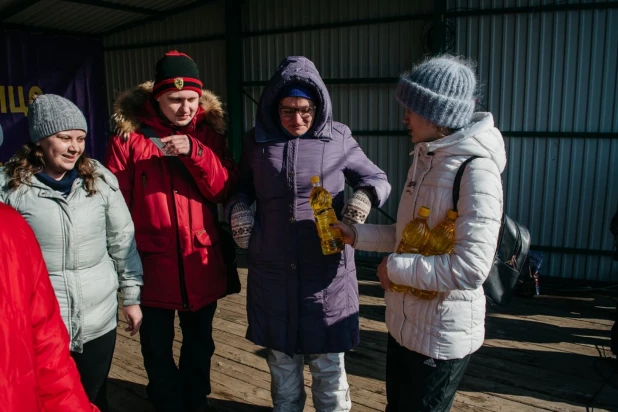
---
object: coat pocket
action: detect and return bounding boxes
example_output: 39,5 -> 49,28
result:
193,228 -> 225,279
194,228 -> 219,247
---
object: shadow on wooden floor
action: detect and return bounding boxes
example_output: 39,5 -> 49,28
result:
108,378 -> 273,412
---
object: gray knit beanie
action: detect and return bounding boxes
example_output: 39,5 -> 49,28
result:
28,94 -> 88,143
396,55 -> 477,129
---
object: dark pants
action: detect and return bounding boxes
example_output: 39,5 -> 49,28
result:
385,333 -> 470,412
140,303 -> 217,412
71,328 -> 117,412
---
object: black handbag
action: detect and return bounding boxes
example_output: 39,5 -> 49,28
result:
139,126 -> 241,296
453,156 -> 531,306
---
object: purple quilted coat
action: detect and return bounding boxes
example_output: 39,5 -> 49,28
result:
226,56 -> 391,355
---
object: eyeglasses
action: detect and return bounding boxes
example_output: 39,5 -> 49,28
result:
279,106 -> 315,119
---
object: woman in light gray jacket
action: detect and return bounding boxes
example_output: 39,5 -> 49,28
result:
0,94 -> 143,412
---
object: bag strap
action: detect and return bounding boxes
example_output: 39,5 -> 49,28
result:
452,156 -> 480,212
139,125 -> 157,139
140,125 -> 169,152
139,125 -> 187,171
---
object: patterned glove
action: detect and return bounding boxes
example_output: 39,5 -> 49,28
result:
230,202 -> 254,249
342,187 -> 375,226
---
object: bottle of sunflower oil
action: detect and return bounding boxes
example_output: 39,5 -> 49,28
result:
309,176 -> 344,255
390,206 -> 432,295
421,209 -> 458,256
396,206 -> 431,254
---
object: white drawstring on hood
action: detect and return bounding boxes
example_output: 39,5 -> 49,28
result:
406,112 -> 506,191
407,144 -> 422,189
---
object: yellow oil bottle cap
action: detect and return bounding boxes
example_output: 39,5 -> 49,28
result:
310,176 -> 320,184
418,206 -> 430,217
447,209 -> 458,220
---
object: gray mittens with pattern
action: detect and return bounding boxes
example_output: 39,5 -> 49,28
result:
230,202 -> 254,249
342,187 -> 375,226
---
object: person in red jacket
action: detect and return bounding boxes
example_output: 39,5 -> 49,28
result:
105,50 -> 239,412
0,203 -> 98,412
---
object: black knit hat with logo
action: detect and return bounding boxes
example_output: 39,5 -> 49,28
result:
153,50 -> 203,98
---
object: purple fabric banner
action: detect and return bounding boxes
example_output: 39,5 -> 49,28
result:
0,31 -> 106,163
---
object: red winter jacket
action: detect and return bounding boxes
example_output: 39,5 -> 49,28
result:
0,204 -> 98,412
105,82 -> 239,311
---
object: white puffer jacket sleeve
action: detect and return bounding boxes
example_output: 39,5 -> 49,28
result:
353,223 -> 397,253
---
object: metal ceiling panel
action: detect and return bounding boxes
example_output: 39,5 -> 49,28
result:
0,0 -> 24,13
103,0 -> 224,47
5,0 -> 142,33
3,0 -> 58,23
104,0 -> 197,12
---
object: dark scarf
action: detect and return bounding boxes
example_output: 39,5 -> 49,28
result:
35,168 -> 79,197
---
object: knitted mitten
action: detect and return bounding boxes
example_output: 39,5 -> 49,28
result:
230,202 -> 254,249
341,187 -> 375,226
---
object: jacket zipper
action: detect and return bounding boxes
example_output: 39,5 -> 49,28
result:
172,181 -> 189,309
399,153 -> 434,342
169,130 -> 189,309
142,172 -> 147,188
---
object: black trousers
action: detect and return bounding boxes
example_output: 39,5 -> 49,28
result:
385,333 -> 471,412
71,328 -> 117,412
140,302 -> 217,412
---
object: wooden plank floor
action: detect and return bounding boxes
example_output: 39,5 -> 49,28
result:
108,263 -> 618,412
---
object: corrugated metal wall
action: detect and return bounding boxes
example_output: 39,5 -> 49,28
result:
103,0 -> 227,115
448,1 -> 618,281
101,0 -> 618,281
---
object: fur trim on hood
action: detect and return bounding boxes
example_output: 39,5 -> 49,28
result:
111,81 -> 226,138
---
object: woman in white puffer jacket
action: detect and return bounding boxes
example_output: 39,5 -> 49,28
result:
337,55 -> 506,411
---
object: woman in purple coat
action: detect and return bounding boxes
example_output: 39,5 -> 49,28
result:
225,56 -> 390,411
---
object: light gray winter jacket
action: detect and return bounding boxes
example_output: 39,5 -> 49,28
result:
0,160 -> 143,352
354,113 -> 505,360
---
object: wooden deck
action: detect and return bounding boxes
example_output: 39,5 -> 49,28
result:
108,263 -> 618,412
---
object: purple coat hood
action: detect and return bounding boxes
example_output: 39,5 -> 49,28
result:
255,56 -> 333,143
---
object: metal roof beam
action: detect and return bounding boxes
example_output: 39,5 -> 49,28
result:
0,0 -> 43,21
445,1 -> 618,17
241,13 -> 431,38
61,0 -> 159,15
243,78 -> 398,87
100,0 -> 218,36
104,33 -> 224,51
